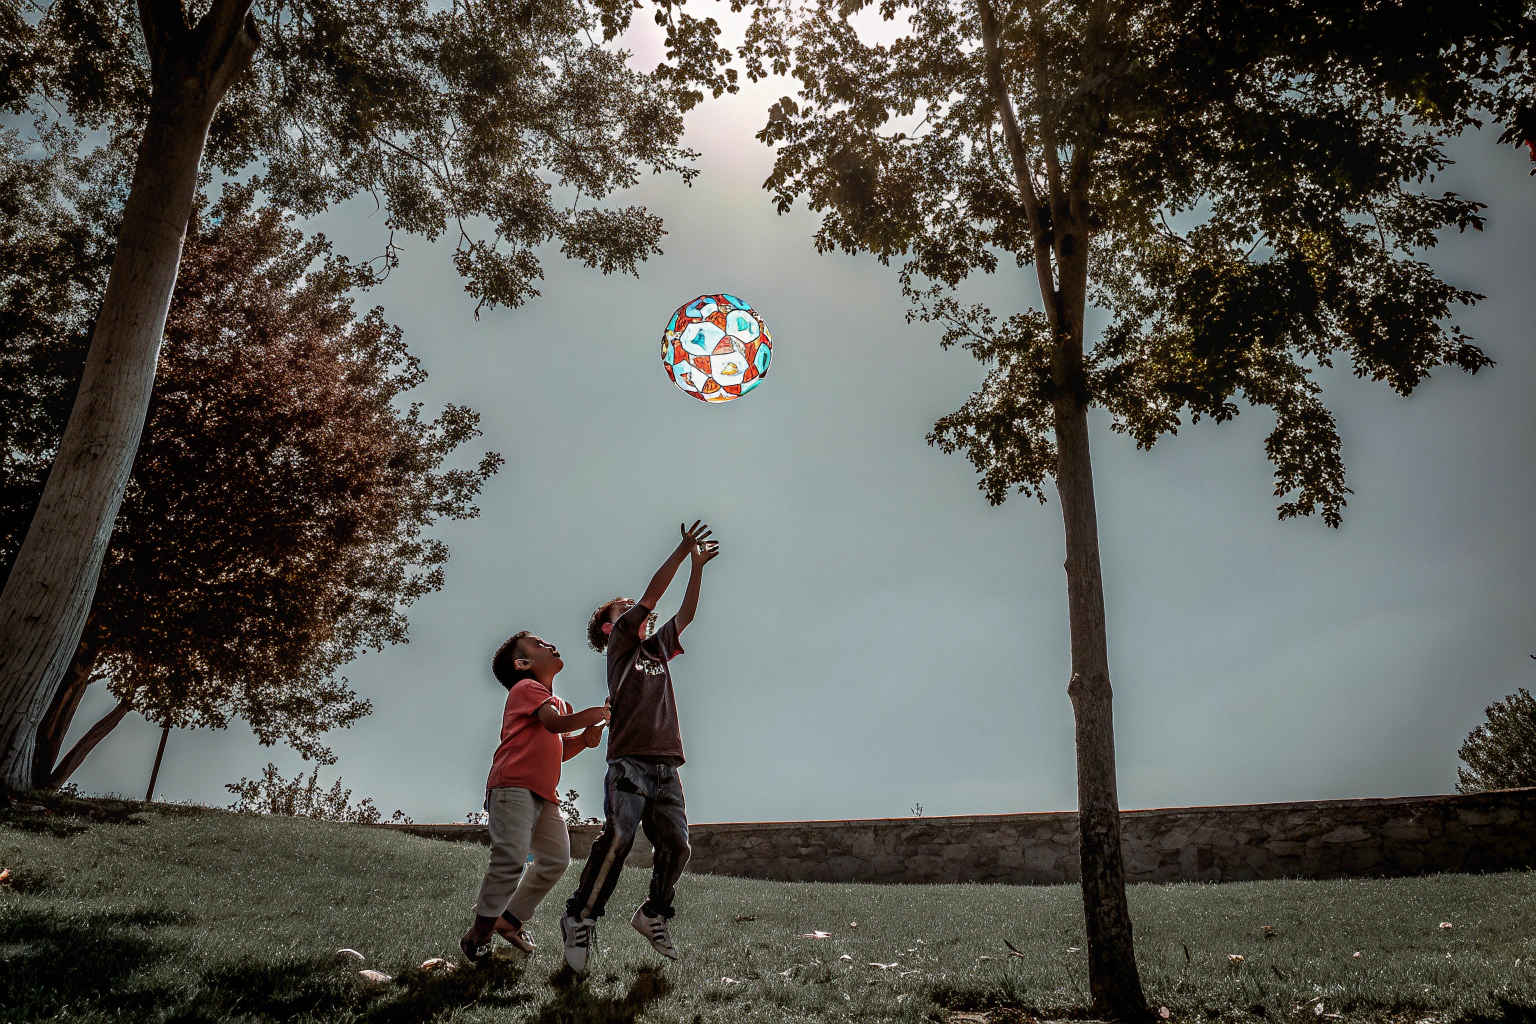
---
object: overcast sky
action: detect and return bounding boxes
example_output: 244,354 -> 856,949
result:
66,21 -> 1536,825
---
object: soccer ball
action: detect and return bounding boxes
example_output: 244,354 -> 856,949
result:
661,294 -> 772,403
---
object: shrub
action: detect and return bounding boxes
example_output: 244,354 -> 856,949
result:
226,764 -> 411,824
1457,686 -> 1536,793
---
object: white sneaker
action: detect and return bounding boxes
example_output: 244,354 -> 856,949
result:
496,918 -> 535,956
561,913 -> 596,973
630,905 -> 678,960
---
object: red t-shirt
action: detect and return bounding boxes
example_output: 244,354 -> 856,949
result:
486,680 -> 571,802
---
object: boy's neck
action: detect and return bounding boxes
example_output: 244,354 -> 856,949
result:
536,670 -> 559,688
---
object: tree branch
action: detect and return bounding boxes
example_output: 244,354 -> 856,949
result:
45,697 -> 134,789
203,7 -> 261,103
203,0 -> 255,56
977,0 -> 1059,313
136,0 -> 186,71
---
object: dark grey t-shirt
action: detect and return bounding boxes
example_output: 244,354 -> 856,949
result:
605,603 -> 686,764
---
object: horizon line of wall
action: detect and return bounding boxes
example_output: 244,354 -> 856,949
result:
378,788 -> 1536,886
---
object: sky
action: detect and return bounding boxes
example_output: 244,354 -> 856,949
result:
65,18 -> 1536,826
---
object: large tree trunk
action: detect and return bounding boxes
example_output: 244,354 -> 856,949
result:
31,615 -> 106,787
0,0 -> 258,792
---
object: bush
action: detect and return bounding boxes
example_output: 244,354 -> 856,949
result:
559,788 -> 599,827
1457,686 -> 1536,792
226,763 -> 411,824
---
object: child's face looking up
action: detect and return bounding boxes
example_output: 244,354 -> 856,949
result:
514,635 -> 564,680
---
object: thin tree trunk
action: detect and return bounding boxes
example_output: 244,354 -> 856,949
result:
974,0 -> 1148,1010
1055,398 -> 1149,1020
31,617 -> 106,788
45,696 -> 133,789
0,0 -> 259,792
145,724 -> 170,801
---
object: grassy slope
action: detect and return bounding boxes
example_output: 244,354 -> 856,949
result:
2,805 -> 1534,1023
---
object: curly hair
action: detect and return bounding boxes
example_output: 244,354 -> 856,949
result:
587,599 -> 627,653
491,631 -> 537,690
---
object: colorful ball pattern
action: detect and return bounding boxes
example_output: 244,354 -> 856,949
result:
661,294 -> 772,402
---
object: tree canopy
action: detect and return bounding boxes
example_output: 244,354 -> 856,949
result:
758,0 -> 1525,525
2,0 -> 741,310
2,144 -> 498,784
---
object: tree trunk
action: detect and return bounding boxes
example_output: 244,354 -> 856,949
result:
31,616 -> 106,787
145,724 -> 170,801
1048,164 -> 1148,1014
45,696 -> 133,789
0,0 -> 259,793
1054,398 -> 1149,1020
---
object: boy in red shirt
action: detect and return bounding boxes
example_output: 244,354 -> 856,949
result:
459,631 -> 610,964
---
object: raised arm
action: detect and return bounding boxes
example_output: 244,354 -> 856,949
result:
674,533 -> 720,633
640,521 -> 712,610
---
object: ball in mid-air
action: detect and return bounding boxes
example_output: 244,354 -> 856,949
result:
661,294 -> 772,402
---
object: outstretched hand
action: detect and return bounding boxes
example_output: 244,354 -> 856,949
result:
680,520 -> 712,552
682,520 -> 719,565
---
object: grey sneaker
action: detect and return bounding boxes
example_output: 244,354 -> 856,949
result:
561,913 -> 596,973
630,905 -> 678,960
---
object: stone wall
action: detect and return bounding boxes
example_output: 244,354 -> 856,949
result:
379,788 -> 1536,886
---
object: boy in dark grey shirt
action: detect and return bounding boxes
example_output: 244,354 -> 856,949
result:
560,521 -> 718,973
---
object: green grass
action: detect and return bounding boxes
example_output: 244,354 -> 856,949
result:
2,799 -> 1535,1023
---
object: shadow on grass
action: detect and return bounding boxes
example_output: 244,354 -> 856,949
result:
1,907 -> 373,1023
0,907 -> 196,1018
358,957 -> 531,1024
929,981 -> 1536,1024
530,964 -> 673,1024
164,956 -> 373,1024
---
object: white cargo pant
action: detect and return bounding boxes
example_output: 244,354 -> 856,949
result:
474,787 -> 571,921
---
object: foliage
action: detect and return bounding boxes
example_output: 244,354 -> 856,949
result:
2,0 -> 744,312
224,762 -> 412,823
0,127 -> 131,569
559,787 -> 599,827
754,0 -> 1525,524
1457,685 -> 1536,793
4,806 -> 1536,1019
1,137 -> 500,765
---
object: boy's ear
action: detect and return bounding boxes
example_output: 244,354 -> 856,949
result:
513,657 -> 532,670
601,622 -> 614,636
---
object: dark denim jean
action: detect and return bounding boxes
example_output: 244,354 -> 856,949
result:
565,756 -> 690,920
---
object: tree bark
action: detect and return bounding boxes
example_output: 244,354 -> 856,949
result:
145,723 -> 170,801
45,696 -> 133,789
31,616 -> 106,787
0,0 -> 259,793
1050,187 -> 1148,1023
1055,397 -> 1149,1020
